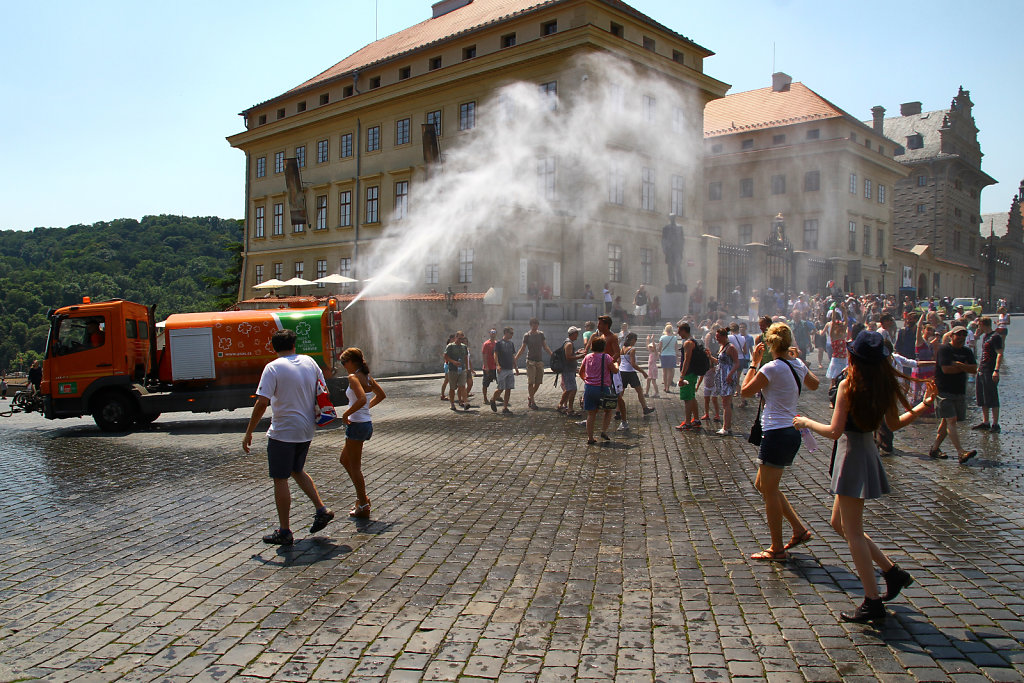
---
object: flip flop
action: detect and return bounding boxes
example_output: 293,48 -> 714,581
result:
750,549 -> 789,562
784,530 -> 812,550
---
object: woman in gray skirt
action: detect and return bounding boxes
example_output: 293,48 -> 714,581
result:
794,330 -> 937,623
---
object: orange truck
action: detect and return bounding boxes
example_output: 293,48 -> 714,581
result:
28,297 -> 345,431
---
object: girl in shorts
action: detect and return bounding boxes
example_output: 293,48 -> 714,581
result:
619,333 -> 655,422
339,347 -> 387,518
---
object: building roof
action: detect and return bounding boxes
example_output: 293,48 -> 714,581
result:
247,0 -> 709,113
877,108 -> 951,163
981,212 -> 1010,238
703,82 -> 851,137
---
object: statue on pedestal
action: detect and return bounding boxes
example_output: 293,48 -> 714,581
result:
662,214 -> 685,292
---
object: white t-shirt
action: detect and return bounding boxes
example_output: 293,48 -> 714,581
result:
256,354 -> 325,443
759,357 -> 809,431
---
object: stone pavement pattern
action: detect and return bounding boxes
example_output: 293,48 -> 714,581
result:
1,343 -> 1024,682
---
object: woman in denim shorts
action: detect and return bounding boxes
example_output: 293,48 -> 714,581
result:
340,348 -> 387,519
740,323 -> 819,561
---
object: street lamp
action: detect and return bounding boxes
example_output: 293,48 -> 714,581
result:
444,285 -> 458,317
879,261 -> 887,296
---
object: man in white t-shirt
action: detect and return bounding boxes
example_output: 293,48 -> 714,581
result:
243,329 -> 334,545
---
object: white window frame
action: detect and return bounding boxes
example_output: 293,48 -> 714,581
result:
458,248 -> 474,283
339,191 -> 352,227
641,167 -> 655,211
394,181 -> 409,220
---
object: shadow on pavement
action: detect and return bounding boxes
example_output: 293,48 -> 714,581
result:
253,539 -> 353,567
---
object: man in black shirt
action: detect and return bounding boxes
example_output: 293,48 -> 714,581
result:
972,317 -> 1004,433
930,326 -> 978,464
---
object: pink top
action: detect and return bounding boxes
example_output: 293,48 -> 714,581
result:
581,352 -> 615,387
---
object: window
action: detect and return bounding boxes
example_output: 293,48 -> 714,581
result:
365,186 -> 379,223
538,156 -> 556,200
772,134 -> 786,145
426,110 -> 442,137
849,132 -> 856,143
878,184 -> 886,204
255,264 -> 264,284
343,85 -> 354,98
539,81 -> 557,110
424,253 -> 439,284
864,179 -> 872,199
671,175 -> 685,216
274,262 -> 283,280
741,138 -> 754,150
608,164 -> 624,205
642,36 -> 655,51
804,170 -> 820,191
863,224 -> 872,256
640,248 -> 652,285
641,167 -> 655,211
917,175 -> 927,186
273,203 -> 284,236
399,66 -> 411,80
294,261 -> 304,279
459,101 -> 476,130
257,114 -> 267,125
277,108 -> 285,120
610,84 -> 624,112
256,156 -> 266,178
367,125 -> 380,152
459,248 -> 474,283
429,56 -> 442,70
953,231 -> 962,251
740,178 -> 753,198
369,76 -> 381,89
297,101 -> 306,113
608,244 -> 622,282
319,93 -> 329,106
848,221 -> 857,252
739,224 -> 753,245
917,203 -> 927,214
254,206 -> 265,238
542,20 -> 557,35
771,174 -> 786,195
316,260 -> 327,287
610,22 -> 623,38
501,32 -> 516,48
317,139 -> 329,163
708,182 -> 722,201
954,207 -> 962,218
803,219 -> 819,250
706,224 -> 722,237
878,146 -> 884,156
339,258 -> 352,286
295,145 -> 305,168
907,133 -> 923,150
274,151 -> 285,174
672,107 -> 685,135
396,118 -> 410,145
339,191 -> 352,227
865,139 -> 872,150
462,45 -> 476,60
642,95 -> 656,122
877,230 -> 884,257
807,128 -> 820,140
340,133 -> 353,158
850,173 -> 857,193
672,50 -> 684,65
293,213 -> 304,233
315,195 -> 328,230
711,143 -> 723,154
394,181 -> 409,220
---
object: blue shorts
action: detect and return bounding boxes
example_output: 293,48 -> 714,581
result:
758,427 -> 801,468
583,384 -> 615,411
346,421 -> 373,441
267,438 -> 310,479
561,369 -> 578,392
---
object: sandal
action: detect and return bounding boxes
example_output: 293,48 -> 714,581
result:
587,438 -> 597,445
750,549 -> 789,562
349,500 -> 371,518
784,529 -> 812,550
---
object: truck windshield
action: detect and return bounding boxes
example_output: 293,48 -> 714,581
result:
53,316 -> 107,355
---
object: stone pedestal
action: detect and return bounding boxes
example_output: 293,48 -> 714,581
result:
661,291 -> 688,321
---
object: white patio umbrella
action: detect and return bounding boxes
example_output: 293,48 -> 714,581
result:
280,277 -> 314,286
253,278 -> 286,289
313,274 -> 358,284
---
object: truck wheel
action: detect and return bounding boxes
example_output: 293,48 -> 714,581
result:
93,392 -> 136,432
135,412 -> 160,426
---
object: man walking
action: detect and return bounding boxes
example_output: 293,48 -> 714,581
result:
444,331 -> 470,411
557,326 -> 581,416
972,317 -> 1003,433
491,327 -> 520,414
929,325 -> 978,464
675,322 -> 701,430
243,329 -> 334,545
515,318 -> 552,410
481,329 -> 498,400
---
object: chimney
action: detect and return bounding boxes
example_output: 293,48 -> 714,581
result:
432,0 -> 471,18
771,72 -> 792,92
900,101 -> 922,116
871,106 -> 885,134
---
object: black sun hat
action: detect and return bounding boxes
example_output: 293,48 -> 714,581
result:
847,330 -> 891,365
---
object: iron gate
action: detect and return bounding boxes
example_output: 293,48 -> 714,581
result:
806,257 -> 834,296
765,243 -> 794,295
718,243 -> 750,316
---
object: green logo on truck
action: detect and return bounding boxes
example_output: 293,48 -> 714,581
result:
276,310 -> 324,355
57,382 -> 78,395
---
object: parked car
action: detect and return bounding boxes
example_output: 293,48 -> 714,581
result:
951,297 -> 983,317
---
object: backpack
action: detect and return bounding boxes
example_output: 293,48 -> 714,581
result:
549,338 -> 570,373
686,339 -> 711,376
894,327 -> 915,358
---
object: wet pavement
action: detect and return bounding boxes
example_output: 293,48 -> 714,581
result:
0,329 -> 1023,682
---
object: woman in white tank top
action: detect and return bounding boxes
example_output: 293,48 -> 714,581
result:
340,348 -> 386,519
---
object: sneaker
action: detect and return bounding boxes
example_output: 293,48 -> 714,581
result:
576,419 -> 588,426
310,508 -> 335,533
840,597 -> 886,623
990,424 -> 1001,433
643,407 -> 655,415
715,428 -> 732,437
450,404 -> 457,412
263,529 -> 294,545
490,399 -> 497,412
616,421 -> 629,432
958,449 -> 977,465
502,407 -> 512,414
971,422 -> 990,431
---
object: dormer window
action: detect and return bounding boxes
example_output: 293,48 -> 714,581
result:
906,133 -> 924,150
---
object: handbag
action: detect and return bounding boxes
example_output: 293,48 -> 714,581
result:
597,355 -> 618,410
748,398 -> 764,445
314,376 -> 337,427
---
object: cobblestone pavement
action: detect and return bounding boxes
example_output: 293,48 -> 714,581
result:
1,334 -> 1023,682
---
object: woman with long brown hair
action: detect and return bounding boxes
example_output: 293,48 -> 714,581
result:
795,330 -> 936,623
339,347 -> 386,518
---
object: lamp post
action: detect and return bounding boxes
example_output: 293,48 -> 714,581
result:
444,285 -> 457,317
879,261 -> 887,296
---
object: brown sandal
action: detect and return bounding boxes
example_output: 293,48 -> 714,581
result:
750,549 -> 789,562
349,500 -> 371,518
784,530 -> 812,550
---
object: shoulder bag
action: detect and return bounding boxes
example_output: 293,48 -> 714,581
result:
598,355 -> 618,410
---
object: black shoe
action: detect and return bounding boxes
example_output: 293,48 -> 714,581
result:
613,412 -> 621,420
958,449 -> 977,465
928,448 -> 948,459
310,508 -> 335,533
990,424 -> 1001,433
881,564 -> 913,602
450,404 -> 457,411
490,399 -> 497,412
643,407 -> 655,415
600,432 -> 611,441
463,403 -> 470,411
263,529 -> 294,545
971,422 -> 990,431
840,597 -> 886,623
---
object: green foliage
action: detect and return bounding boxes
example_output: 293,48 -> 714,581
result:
0,215 -> 242,373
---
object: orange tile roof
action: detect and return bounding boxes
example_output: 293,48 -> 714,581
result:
704,82 -> 850,137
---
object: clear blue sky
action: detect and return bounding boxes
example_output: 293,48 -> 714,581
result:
1,0 -> 1019,231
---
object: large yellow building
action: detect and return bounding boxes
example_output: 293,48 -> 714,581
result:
228,0 -> 728,312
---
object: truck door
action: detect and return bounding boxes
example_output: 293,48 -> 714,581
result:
47,314 -> 114,399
